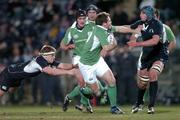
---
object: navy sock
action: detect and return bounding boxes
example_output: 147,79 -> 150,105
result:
137,88 -> 146,105
149,81 -> 158,108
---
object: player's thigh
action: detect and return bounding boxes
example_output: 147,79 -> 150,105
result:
100,70 -> 116,86
73,68 -> 85,87
149,60 -> 164,82
96,57 -> 115,86
79,62 -> 98,84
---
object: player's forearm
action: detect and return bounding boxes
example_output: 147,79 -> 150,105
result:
57,63 -> 74,70
115,26 -> 139,34
51,68 -> 72,76
136,38 -> 159,47
60,42 -> 69,50
103,42 -> 117,52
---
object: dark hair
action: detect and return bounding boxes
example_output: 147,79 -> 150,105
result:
39,45 -> 56,56
154,9 -> 160,19
76,9 -> 86,19
95,12 -> 110,25
86,4 -> 99,13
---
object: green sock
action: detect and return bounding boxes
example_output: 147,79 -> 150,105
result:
80,92 -> 90,107
68,86 -> 80,99
107,86 -> 117,107
81,86 -> 93,95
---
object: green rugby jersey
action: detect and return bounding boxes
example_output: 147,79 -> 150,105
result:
62,22 -> 93,56
80,25 -> 114,65
163,24 -> 175,43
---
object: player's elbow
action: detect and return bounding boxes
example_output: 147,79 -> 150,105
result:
153,40 -> 159,45
44,70 -> 56,75
103,44 -> 117,52
171,41 -> 176,48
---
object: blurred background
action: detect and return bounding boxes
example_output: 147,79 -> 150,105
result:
0,0 -> 180,106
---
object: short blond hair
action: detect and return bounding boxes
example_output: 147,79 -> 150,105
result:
39,45 -> 56,56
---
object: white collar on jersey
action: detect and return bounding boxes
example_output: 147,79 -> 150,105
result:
97,25 -> 108,30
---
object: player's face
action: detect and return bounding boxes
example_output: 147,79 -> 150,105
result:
46,54 -> 55,63
106,16 -> 112,29
77,16 -> 86,28
87,10 -> 97,21
140,11 -> 147,21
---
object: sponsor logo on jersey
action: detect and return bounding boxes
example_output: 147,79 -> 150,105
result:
142,24 -> 149,31
89,78 -> 93,81
73,34 -> 79,39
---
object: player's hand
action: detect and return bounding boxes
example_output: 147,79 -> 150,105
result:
100,49 -> 108,57
134,25 -> 143,34
129,35 -> 137,42
127,41 -> 138,47
136,25 -> 143,31
67,44 -> 75,49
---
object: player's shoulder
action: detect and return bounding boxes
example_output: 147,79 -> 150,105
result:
152,19 -> 163,26
130,20 -> 143,29
163,24 -> 171,30
96,25 -> 107,31
133,20 -> 143,25
35,56 -> 48,64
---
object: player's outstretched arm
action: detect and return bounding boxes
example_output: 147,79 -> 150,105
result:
42,66 -> 73,76
57,63 -> 74,70
115,26 -> 140,34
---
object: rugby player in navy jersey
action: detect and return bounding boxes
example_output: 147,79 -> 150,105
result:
127,6 -> 168,114
0,45 -> 79,97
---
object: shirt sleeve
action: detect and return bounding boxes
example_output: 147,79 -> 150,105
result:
97,29 -> 110,46
165,25 -> 176,42
36,56 -> 49,69
51,61 -> 60,67
109,26 -> 116,33
153,21 -> 163,36
130,20 -> 142,29
62,28 -> 72,45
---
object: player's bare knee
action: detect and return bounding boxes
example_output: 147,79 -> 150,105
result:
151,61 -> 164,73
107,78 -> 116,87
137,80 -> 148,89
94,89 -> 101,96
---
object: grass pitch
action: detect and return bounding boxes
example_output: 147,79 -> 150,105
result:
0,105 -> 180,120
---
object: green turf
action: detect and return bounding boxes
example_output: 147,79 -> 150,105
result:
0,105 -> 180,120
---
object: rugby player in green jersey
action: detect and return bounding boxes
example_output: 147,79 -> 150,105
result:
79,12 -> 140,114
155,9 -> 176,52
61,5 -> 107,113
60,9 -> 94,113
